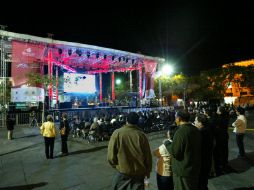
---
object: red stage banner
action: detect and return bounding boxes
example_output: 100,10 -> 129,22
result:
139,67 -> 143,99
11,41 -> 45,87
144,60 -> 157,98
48,49 -> 53,100
55,66 -> 59,103
111,72 -> 115,101
99,73 -> 103,102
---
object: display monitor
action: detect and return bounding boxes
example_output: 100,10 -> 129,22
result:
64,73 -> 96,93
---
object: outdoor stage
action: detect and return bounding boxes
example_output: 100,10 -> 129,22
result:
0,29 -> 165,115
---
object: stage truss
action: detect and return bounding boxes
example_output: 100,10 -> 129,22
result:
0,29 -> 165,109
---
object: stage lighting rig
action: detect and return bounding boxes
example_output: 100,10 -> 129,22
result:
76,49 -> 82,56
87,51 -> 90,58
68,49 -> 72,56
58,49 -> 62,55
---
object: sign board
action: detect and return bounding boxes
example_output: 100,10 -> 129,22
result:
11,87 -> 44,102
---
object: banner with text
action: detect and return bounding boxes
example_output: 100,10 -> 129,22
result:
11,41 -> 45,87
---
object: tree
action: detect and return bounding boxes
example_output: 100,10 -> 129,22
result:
26,73 -> 52,88
154,73 -> 191,105
0,79 -> 12,107
191,65 -> 254,103
242,65 -> 254,92
26,72 -> 61,120
222,64 -> 254,104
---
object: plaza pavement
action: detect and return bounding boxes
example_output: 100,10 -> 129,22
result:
0,121 -> 254,190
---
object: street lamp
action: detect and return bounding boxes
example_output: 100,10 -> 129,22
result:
162,64 -> 174,75
116,79 -> 121,85
157,64 -> 174,107
114,78 -> 122,105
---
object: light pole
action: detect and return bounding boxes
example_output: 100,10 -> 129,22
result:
158,77 -> 162,106
157,64 -> 174,107
116,79 -> 121,85
115,78 -> 121,104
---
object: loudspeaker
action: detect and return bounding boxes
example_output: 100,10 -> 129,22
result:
81,100 -> 88,107
59,102 -> 72,109
44,96 -> 49,110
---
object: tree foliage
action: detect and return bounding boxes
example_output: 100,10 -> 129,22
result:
0,79 -> 12,105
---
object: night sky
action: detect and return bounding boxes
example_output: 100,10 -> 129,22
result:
1,1 -> 254,75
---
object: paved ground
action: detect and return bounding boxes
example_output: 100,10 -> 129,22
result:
0,115 -> 254,190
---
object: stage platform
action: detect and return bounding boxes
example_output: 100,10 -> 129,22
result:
50,105 -> 171,112
48,106 -> 171,120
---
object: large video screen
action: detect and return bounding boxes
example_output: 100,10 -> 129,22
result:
64,73 -> 96,93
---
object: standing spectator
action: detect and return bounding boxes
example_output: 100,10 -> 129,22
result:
59,112 -> 70,156
30,110 -> 38,127
40,115 -> 56,159
153,128 -> 176,190
204,108 -> 217,177
164,110 -> 201,190
232,107 -> 247,158
107,112 -> 152,190
194,114 -> 214,190
89,117 -> 99,141
7,112 -> 15,140
214,106 -> 230,175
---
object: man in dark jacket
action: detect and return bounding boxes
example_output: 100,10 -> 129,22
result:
7,112 -> 15,140
107,112 -> 152,190
164,110 -> 201,190
59,112 -> 70,156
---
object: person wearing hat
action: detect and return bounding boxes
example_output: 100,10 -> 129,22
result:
232,107 -> 247,158
40,115 -> 56,159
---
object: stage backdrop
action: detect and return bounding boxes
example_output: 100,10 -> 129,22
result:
11,41 -> 45,87
144,60 -> 157,98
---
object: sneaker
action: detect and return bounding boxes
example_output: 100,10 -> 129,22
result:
57,152 -> 63,156
58,152 -> 68,156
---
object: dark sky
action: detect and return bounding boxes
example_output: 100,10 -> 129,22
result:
1,1 -> 254,75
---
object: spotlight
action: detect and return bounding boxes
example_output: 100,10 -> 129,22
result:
132,59 -> 135,64
58,49 -> 62,55
112,55 -> 115,61
103,54 -> 107,59
76,49 -> 82,56
122,57 -> 125,61
96,53 -> 100,59
118,57 -> 121,62
126,58 -> 129,63
87,51 -> 90,58
68,49 -> 72,56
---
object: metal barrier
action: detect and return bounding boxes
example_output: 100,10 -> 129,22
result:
0,107 -> 170,127
0,112 -> 43,127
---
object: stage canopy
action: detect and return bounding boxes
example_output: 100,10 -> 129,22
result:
0,30 -> 165,74
1,30 -> 165,101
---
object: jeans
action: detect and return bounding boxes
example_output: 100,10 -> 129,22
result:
61,135 -> 68,154
156,173 -> 173,190
44,137 -> 55,159
236,133 -> 245,156
112,172 -> 144,190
